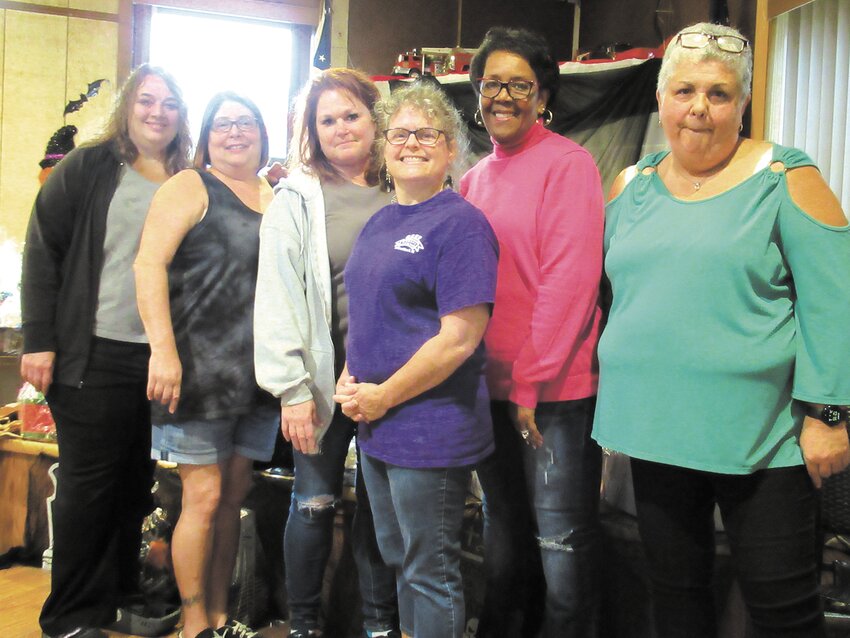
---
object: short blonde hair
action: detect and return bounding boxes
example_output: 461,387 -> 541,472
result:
375,82 -> 470,187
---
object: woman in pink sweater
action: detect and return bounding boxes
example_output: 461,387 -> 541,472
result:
459,27 -> 605,638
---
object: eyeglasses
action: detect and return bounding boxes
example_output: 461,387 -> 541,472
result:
211,116 -> 259,134
676,32 -> 749,53
476,78 -> 535,100
383,127 -> 444,146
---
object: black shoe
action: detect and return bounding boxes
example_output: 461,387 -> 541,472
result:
108,605 -> 181,637
217,619 -> 260,638
288,629 -> 323,638
42,629 -> 107,638
365,631 -> 401,638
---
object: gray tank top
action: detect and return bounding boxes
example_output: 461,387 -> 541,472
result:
95,166 -> 159,343
151,170 -> 271,424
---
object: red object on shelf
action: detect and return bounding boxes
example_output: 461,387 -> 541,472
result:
20,402 -> 56,440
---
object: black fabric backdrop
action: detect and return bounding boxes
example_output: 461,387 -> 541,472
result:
383,57 -> 662,193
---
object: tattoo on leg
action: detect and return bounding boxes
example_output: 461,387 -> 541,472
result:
181,592 -> 204,607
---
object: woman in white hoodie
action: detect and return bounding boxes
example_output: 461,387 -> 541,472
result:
254,68 -> 398,638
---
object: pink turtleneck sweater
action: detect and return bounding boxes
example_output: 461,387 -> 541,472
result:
460,122 -> 604,408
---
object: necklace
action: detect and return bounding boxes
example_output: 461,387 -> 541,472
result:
675,138 -> 743,192
673,164 -> 720,192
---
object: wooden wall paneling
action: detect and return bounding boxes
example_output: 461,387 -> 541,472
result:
70,0 -> 119,12
579,0 -> 756,52
0,11 -> 5,188
116,0 -> 131,80
9,0 -> 66,8
752,0 -> 770,140
330,0 -> 348,68
348,0 -> 457,74
460,0 -> 576,62
131,2 -> 151,70
0,11 -> 67,244
65,15 -> 118,147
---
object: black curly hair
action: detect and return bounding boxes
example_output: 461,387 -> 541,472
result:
469,27 -> 560,105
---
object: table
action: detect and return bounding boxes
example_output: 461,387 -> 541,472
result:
0,437 -> 57,556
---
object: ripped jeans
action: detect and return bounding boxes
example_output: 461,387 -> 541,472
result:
524,398 -> 602,637
285,410 -> 397,633
477,398 -> 602,638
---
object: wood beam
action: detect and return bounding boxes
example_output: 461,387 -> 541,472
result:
132,0 -> 319,26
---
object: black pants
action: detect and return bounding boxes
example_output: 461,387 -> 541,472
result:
40,343 -> 154,634
631,458 -> 825,638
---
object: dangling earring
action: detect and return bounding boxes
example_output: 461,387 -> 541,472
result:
474,109 -> 485,127
383,165 -> 393,192
540,108 -> 554,126
443,174 -> 454,190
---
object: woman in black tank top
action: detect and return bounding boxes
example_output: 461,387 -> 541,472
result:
135,92 -> 275,638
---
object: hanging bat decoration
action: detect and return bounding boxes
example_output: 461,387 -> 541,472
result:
64,78 -> 108,115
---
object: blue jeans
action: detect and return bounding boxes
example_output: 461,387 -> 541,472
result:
285,411 -> 397,633
631,459 -> 825,638
523,398 -> 602,638
360,452 -> 470,638
477,398 -> 602,638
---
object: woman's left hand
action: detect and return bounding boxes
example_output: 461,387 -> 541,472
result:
800,416 -> 850,488
334,382 -> 390,423
510,402 -> 544,449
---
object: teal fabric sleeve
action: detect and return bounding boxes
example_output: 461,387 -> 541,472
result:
776,150 -> 850,403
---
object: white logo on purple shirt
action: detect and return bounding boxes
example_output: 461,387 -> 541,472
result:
394,233 -> 424,254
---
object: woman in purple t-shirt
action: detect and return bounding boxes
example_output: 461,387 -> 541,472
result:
335,82 -> 498,638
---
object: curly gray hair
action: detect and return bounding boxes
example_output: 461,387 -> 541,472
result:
658,22 -> 753,102
374,81 -> 470,187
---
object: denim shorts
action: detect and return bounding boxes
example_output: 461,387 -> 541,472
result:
151,403 -> 280,465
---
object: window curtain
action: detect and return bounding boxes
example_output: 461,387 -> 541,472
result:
766,0 -> 849,215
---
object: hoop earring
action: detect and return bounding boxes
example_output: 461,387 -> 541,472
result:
739,123 -> 743,132
474,109 -> 485,127
540,109 -> 554,126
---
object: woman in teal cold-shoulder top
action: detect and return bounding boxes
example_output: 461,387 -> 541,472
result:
593,22 -> 850,638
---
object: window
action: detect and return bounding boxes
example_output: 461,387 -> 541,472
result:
148,7 -> 294,161
765,0 -> 849,214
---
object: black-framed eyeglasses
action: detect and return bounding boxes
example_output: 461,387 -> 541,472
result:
676,32 -> 749,54
476,78 -> 535,100
211,116 -> 259,134
383,127 -> 445,146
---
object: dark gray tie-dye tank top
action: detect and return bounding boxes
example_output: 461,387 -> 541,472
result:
151,169 -> 270,424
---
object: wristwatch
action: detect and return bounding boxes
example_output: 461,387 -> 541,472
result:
808,404 -> 850,426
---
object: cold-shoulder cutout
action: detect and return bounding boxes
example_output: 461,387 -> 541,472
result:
785,165 -> 847,227
608,165 -> 638,202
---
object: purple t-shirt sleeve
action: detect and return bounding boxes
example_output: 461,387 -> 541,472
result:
436,226 -> 498,317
